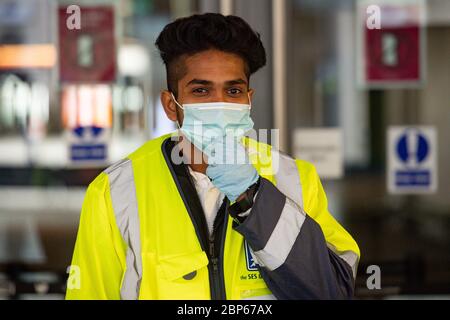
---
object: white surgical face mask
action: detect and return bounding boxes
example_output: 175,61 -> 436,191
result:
171,93 -> 254,157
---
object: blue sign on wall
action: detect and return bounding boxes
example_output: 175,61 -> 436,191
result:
395,131 -> 430,187
70,126 -> 107,162
388,127 -> 437,194
71,144 -> 107,161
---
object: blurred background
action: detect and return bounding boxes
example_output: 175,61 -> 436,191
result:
0,0 -> 449,299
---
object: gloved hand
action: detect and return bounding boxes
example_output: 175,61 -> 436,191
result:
206,136 -> 259,202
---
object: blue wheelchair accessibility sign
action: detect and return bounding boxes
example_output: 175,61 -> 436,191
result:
388,127 -> 437,194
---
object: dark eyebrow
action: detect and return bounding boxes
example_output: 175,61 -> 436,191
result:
186,78 -> 248,87
186,79 -> 213,86
225,79 -> 248,86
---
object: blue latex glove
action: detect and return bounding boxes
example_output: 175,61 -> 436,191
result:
206,136 -> 259,202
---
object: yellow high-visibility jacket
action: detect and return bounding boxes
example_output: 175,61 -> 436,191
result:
66,134 -> 360,300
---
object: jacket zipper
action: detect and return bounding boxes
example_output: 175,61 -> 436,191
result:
207,200 -> 228,300
209,235 -> 220,299
161,139 -> 227,300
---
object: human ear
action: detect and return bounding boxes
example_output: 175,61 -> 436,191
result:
248,88 -> 255,104
161,90 -> 178,122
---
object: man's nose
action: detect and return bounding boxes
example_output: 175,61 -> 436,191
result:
210,90 -> 227,102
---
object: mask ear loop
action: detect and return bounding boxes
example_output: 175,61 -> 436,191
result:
170,92 -> 184,130
241,92 -> 253,152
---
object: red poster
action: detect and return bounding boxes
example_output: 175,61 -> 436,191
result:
58,6 -> 116,82
363,4 -> 423,85
365,26 -> 420,81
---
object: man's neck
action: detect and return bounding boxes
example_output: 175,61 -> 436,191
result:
188,162 -> 208,175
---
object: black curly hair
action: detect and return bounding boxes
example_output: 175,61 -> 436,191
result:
155,13 -> 266,97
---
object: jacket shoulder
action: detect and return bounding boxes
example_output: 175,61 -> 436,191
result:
91,133 -> 173,190
86,170 -> 110,194
106,133 -> 172,170
294,158 -> 318,178
127,133 -> 172,162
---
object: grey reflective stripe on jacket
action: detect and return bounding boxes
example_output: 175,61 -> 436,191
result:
272,149 -> 303,208
327,244 -> 359,278
270,150 -> 358,278
247,149 -> 306,271
104,159 -> 142,300
252,196 -> 306,271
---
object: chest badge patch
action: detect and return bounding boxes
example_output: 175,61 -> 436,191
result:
244,241 -> 260,271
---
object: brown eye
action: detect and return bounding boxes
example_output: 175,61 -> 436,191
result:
192,87 -> 208,95
228,88 -> 243,95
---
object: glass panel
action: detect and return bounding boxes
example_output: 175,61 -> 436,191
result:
0,0 -> 199,299
287,0 -> 450,298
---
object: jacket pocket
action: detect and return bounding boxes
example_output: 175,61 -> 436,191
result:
153,251 -> 210,299
158,251 -> 209,281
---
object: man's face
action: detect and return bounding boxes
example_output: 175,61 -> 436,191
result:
161,49 -> 254,125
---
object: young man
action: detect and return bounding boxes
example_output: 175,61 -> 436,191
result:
66,13 -> 360,300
